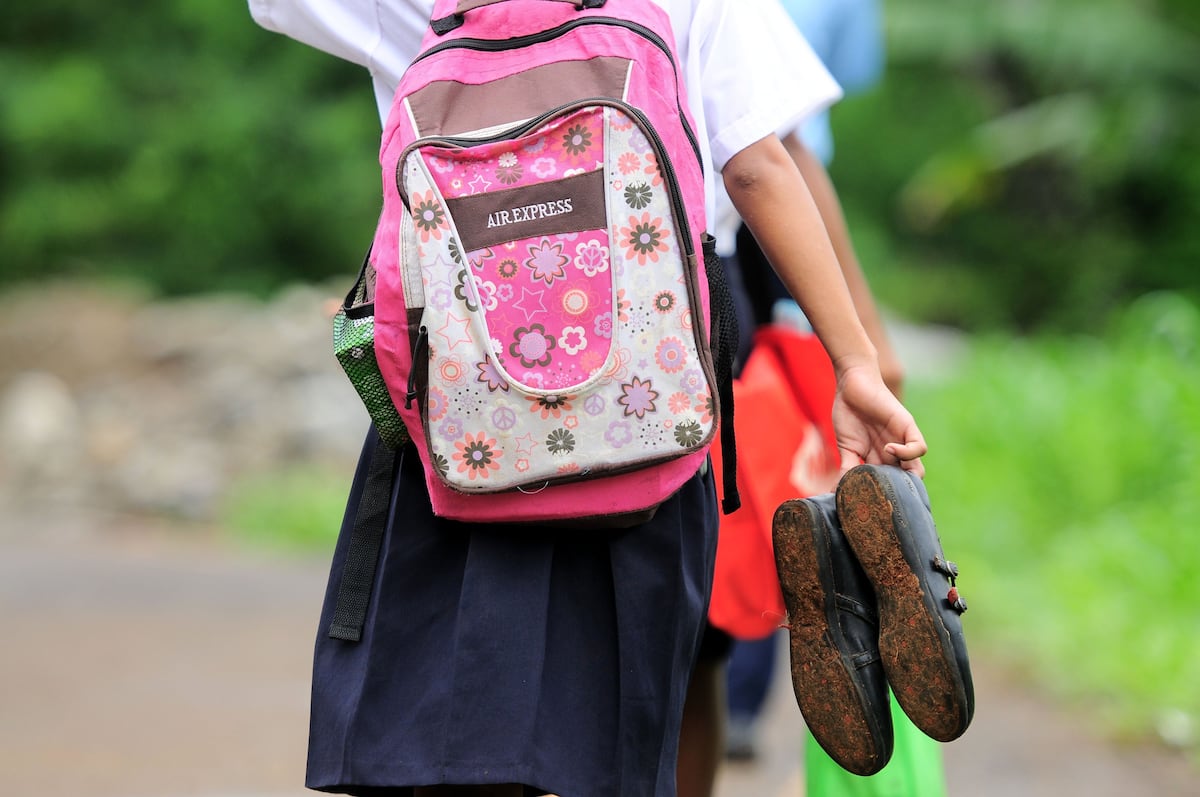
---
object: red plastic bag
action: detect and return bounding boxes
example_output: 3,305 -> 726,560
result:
708,326 -> 841,640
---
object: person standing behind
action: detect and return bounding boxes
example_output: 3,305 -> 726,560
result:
722,1 -> 951,795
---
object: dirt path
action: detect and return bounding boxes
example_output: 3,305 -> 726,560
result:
1,513 -> 1194,797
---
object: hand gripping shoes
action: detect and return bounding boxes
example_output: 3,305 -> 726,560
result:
836,464 -> 974,743
773,493 -> 894,775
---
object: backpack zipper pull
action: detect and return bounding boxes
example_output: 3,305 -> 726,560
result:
406,326 -> 428,409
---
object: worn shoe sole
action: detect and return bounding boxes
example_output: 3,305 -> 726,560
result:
836,465 -> 974,743
773,496 -> 893,775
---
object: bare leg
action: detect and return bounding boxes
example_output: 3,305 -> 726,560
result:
676,657 -> 727,797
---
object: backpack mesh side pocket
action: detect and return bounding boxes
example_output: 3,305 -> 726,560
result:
333,249 -> 409,450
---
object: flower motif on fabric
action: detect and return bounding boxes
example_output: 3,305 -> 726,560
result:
696,393 -> 714,425
605,420 -> 634,448
653,290 -> 677,314
573,239 -> 610,277
621,213 -> 670,265
509,323 -> 557,369
427,386 -> 449,421
495,151 -> 523,184
618,376 -> 659,419
454,431 -> 502,479
562,288 -> 589,316
453,270 -> 478,312
475,278 -> 499,312
679,368 -> 706,394
411,191 -> 447,242
476,357 -> 510,393
668,391 -> 691,414
522,131 -> 548,153
519,370 -> 546,390
562,124 -> 593,156
602,346 -> 632,384
616,289 -> 632,322
655,337 -> 687,374
437,356 -> 468,386
531,157 -> 558,179
432,453 -> 450,478
643,152 -> 664,187
468,247 -> 494,271
528,393 -> 572,420
546,428 -> 576,455
624,182 -> 653,210
618,152 -> 641,175
439,416 -> 465,441
593,311 -> 614,339
525,237 -> 569,286
560,326 -> 587,356
448,237 -> 465,265
579,350 -> 605,375
497,258 -> 519,280
674,420 -> 704,448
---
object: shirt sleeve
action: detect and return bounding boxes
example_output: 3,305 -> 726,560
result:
248,0 -> 432,90
692,0 -> 842,172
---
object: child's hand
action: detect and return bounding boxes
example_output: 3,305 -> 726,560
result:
831,362 -> 927,478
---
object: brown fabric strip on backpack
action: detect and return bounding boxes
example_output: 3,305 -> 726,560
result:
445,168 -> 607,251
406,56 -> 630,138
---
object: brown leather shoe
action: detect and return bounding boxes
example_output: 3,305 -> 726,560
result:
836,464 -> 974,743
773,493 -> 894,775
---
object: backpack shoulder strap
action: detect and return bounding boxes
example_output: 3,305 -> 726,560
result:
327,431 -> 400,642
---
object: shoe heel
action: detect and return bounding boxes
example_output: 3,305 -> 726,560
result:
773,497 -> 894,775
836,466 -> 974,743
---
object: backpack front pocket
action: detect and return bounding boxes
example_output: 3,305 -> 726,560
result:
400,104 -> 716,494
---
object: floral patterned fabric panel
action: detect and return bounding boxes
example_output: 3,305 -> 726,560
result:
418,108 -> 613,392
402,104 -> 714,492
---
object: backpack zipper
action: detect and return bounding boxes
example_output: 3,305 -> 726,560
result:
406,16 -> 702,168
398,98 -> 696,277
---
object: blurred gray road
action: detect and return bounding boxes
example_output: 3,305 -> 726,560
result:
1,513 -> 1195,797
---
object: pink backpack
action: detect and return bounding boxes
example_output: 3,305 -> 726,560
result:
335,0 -> 739,529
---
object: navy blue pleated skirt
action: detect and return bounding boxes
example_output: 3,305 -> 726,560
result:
306,429 -> 719,797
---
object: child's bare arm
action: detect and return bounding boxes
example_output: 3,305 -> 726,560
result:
782,133 -> 905,398
723,134 -> 927,474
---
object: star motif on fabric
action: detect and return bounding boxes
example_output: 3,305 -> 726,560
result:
426,253 -> 456,290
468,174 -> 492,194
512,286 -> 548,321
435,313 -> 472,351
514,433 -> 540,458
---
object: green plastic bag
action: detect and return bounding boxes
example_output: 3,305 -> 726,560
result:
806,696 -> 947,797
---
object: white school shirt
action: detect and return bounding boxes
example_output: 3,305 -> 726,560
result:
248,0 -> 841,250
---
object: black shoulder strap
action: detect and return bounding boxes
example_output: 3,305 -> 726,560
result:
702,235 -> 741,515
327,434 -> 400,642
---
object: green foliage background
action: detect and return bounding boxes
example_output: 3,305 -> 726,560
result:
2,0 -> 1198,329
833,0 -> 1200,332
1,1 -> 381,295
